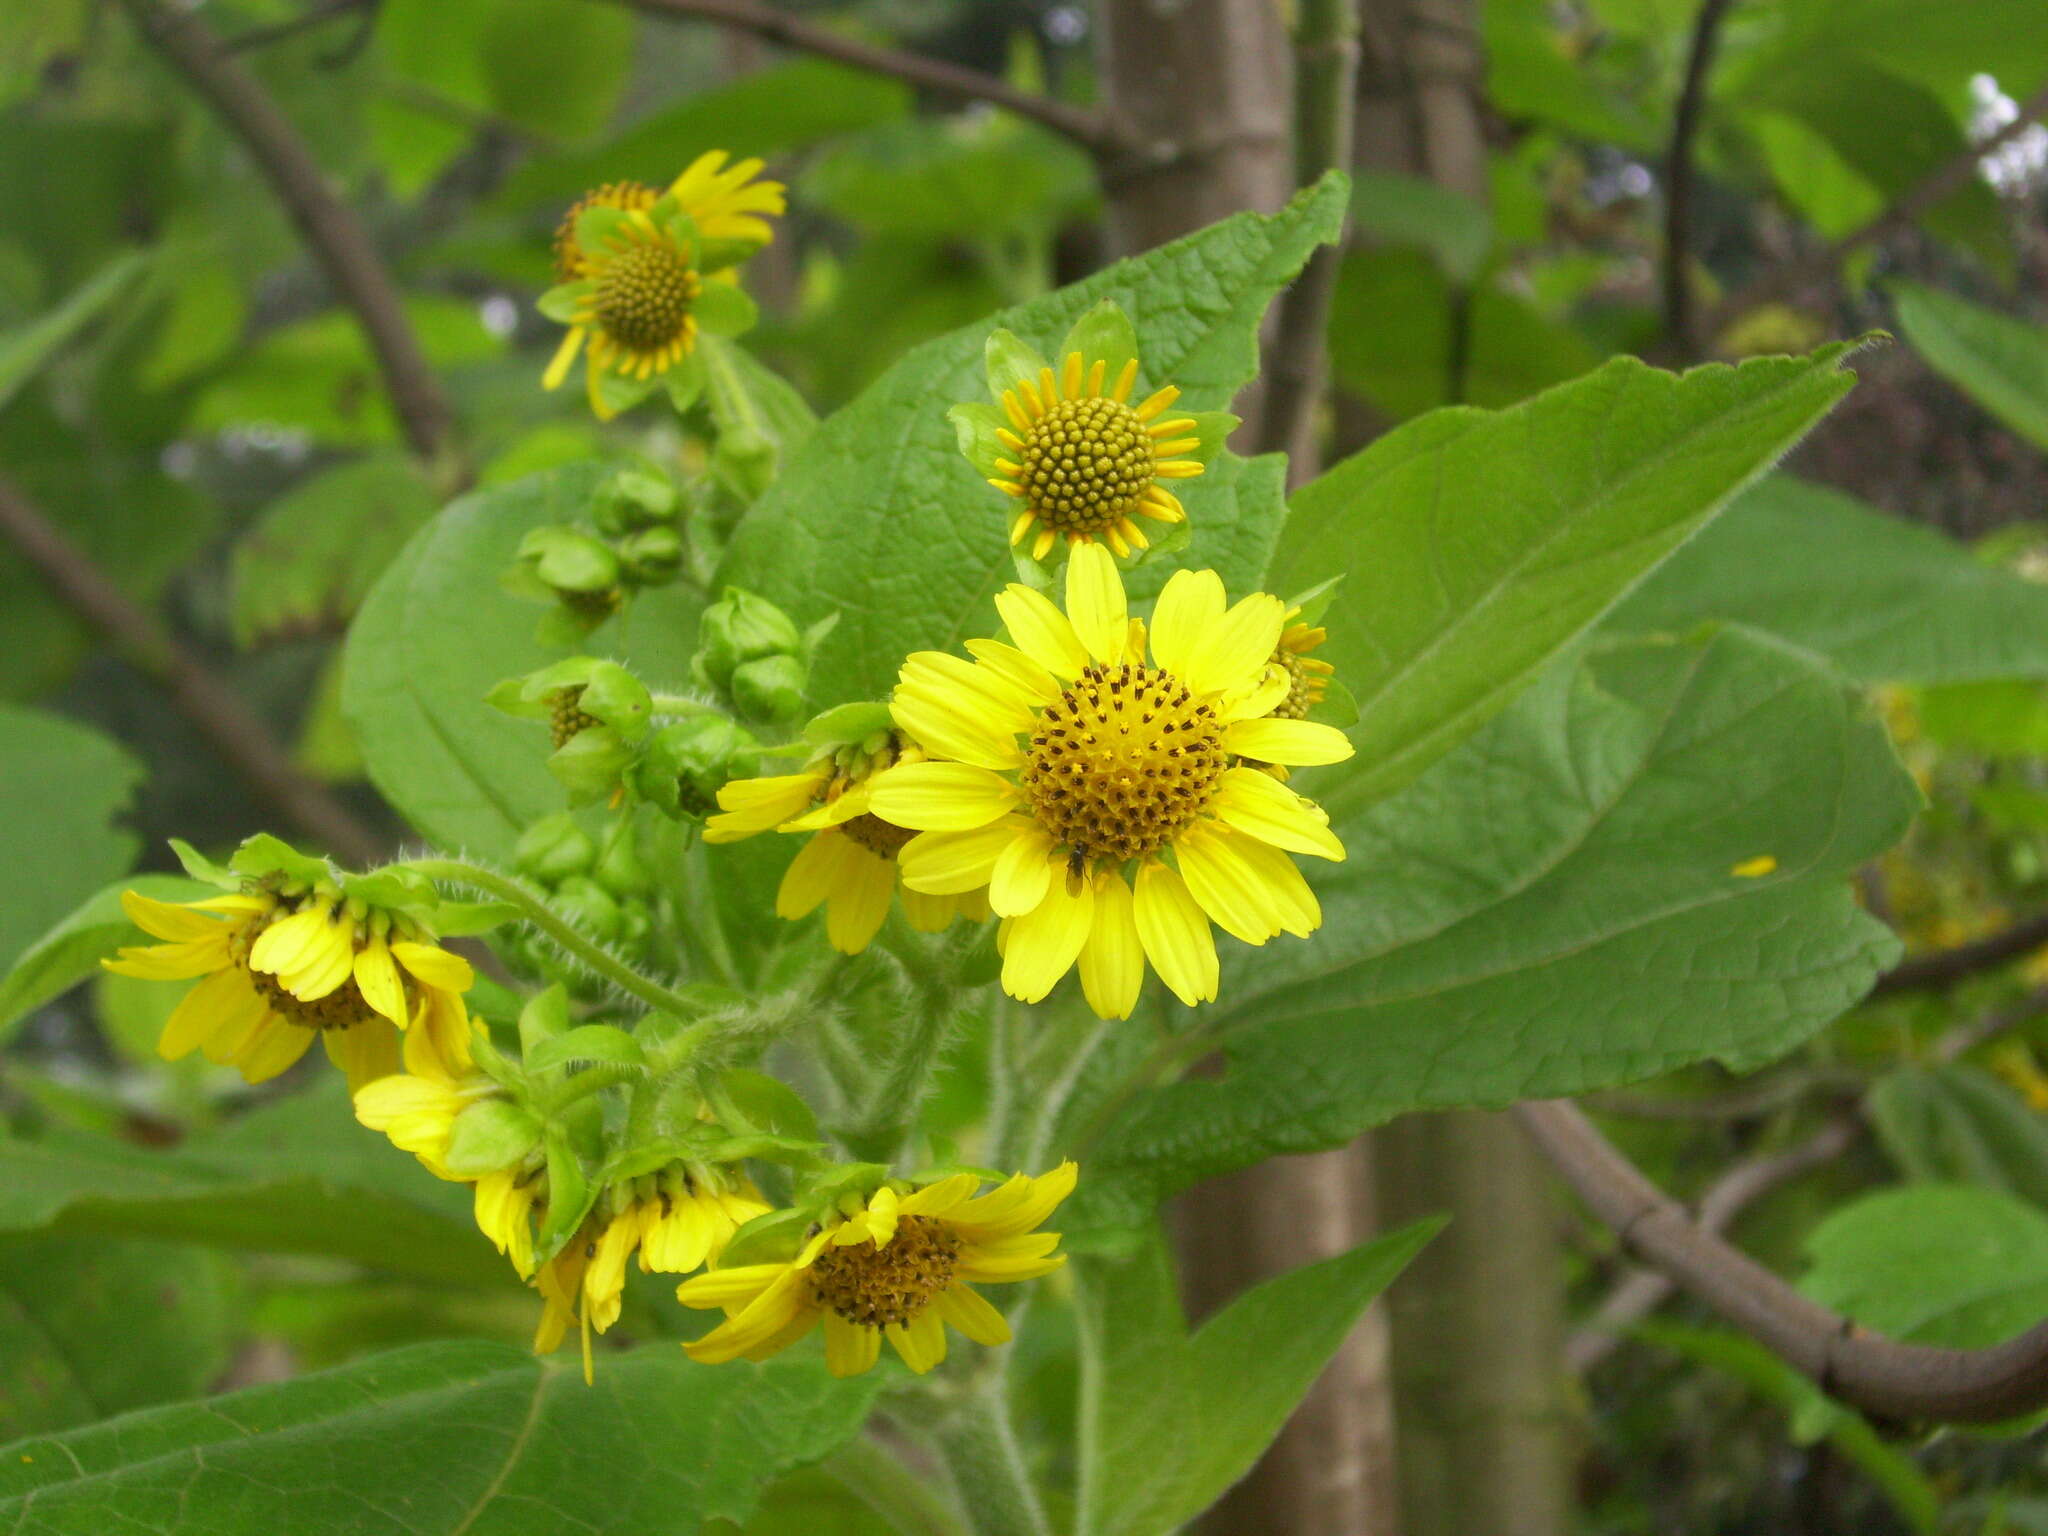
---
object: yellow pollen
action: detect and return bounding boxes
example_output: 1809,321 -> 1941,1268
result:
841,812 -> 917,859
595,244 -> 700,352
548,685 -> 600,750
1019,395 -> 1154,535
1022,661 -> 1226,866
807,1215 -> 960,1327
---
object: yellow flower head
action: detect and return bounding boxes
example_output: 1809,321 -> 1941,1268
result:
539,152 -> 781,422
678,1163 -> 1076,1379
1274,613 -> 1335,719
868,544 -> 1353,1018
951,302 -> 1233,563
105,845 -> 477,1092
534,1165 -> 770,1383
353,1067 -> 499,1181
705,723 -> 990,954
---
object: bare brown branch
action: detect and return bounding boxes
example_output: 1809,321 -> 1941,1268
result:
608,0 -> 1122,155
1662,0 -> 1738,354
0,476 -> 384,867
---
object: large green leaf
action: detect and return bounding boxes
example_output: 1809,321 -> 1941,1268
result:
1075,1218 -> 1440,1536
1610,475 -> 2048,684
0,1340 -> 881,1535
0,875 -> 208,1049
1073,627 -> 1918,1226
0,251 -> 143,415
1891,281 -> 2048,452
716,177 -> 1349,708
1272,346 -> 1861,819
0,706 -> 142,977
1868,1065 -> 2048,1209
0,1234 -> 234,1441
1802,1184 -> 2048,1349
0,1082 -> 503,1287
343,462 -> 704,858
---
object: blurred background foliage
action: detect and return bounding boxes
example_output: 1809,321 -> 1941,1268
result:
4,0 -> 2048,1531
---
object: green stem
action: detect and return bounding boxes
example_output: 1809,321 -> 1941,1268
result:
838,976 -> 954,1163
930,1380 -> 1051,1536
402,857 -> 705,1019
821,1435 -> 971,1536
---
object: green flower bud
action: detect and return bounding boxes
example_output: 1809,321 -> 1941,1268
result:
444,1099 -> 544,1179
516,524 -> 620,595
591,469 -> 678,535
629,715 -> 757,819
548,726 -> 636,806
514,812 -> 597,882
731,652 -> 807,723
619,525 -> 683,585
695,587 -> 801,692
594,828 -> 654,898
553,875 -> 624,943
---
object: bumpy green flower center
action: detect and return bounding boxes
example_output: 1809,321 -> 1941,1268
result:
1274,648 -> 1314,721
548,685 -> 600,750
808,1215 -> 960,1327
1020,396 -> 1153,534
595,243 -> 700,352
1021,661 -> 1225,866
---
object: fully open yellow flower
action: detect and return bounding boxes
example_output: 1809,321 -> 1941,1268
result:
952,303 -> 1233,563
706,733 -> 989,954
540,153 -> 780,420
868,544 -> 1352,1018
105,888 -> 475,1091
678,1164 -> 1075,1378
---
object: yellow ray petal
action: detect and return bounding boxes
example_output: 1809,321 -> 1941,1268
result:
1209,767 -> 1345,860
1063,541 -> 1128,665
1224,717 -> 1355,766
1133,859 -> 1218,1006
1000,880 -> 1095,1003
1077,869 -> 1144,1020
898,820 -> 1029,895
994,583 -> 1089,680
868,762 -> 1020,832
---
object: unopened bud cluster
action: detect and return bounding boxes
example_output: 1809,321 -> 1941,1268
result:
505,468 -> 687,645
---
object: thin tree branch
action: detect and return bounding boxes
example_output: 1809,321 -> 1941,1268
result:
0,476 -> 384,867
1257,0 -> 1360,475
1521,1097 -> 2048,1421
220,0 -> 371,60
606,0 -> 1123,156
114,0 -> 461,474
1662,0 -> 1738,354
1873,910 -> 2048,996
1705,82 -> 2048,339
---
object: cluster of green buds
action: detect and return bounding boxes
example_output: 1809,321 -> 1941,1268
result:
500,814 -> 662,992
503,467 -> 687,645
693,586 -> 831,726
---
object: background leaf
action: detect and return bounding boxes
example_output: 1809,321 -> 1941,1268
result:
0,875 -> 208,1049
0,706 -> 142,978
1891,281 -> 2048,452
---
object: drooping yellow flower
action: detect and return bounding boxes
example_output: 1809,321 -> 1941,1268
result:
353,1066 -> 496,1181
867,544 -> 1353,1018
540,153 -> 781,420
706,731 -> 990,954
678,1164 -> 1075,1378
1273,614 -> 1335,719
952,303 -> 1232,563
535,1168 -> 770,1383
105,888 -> 475,1091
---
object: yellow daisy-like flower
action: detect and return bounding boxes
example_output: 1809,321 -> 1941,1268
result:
677,1164 -> 1075,1378
539,152 -> 780,421
951,302 -> 1233,563
105,887 -> 475,1091
535,1168 -> 771,1383
867,544 -> 1353,1018
1273,614 -> 1335,719
706,731 -> 990,954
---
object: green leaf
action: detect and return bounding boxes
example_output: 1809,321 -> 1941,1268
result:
1350,170 -> 1493,284
1869,1066 -> 2048,1209
1274,345 -> 1862,820
1076,1218 -> 1440,1536
1640,1323 -> 1940,1535
717,178 -> 1349,708
0,1082 -> 505,1287
694,280 -> 758,338
0,251 -> 143,415
0,1234 -> 235,1442
0,706 -> 142,981
1802,1184 -> 2048,1350
0,875 -> 208,1049
1056,300 -> 1140,384
1074,628 -> 1918,1227
229,455 -> 437,646
526,1023 -> 647,1074
0,1340 -> 882,1534
1611,475 -> 2048,684
1891,281 -> 2048,451
492,59 -> 909,212
343,463 -> 705,858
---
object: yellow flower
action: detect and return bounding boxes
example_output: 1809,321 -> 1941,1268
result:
534,1167 -> 769,1383
868,544 -> 1353,1018
540,152 -> 781,421
952,303 -> 1232,563
1273,615 -> 1335,719
706,733 -> 990,954
353,1067 -> 495,1180
105,887 -> 475,1091
678,1164 -> 1076,1378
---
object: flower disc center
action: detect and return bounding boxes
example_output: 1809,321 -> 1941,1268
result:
841,813 -> 916,859
1020,396 -> 1152,534
595,243 -> 700,352
808,1215 -> 960,1328
1021,662 -> 1226,865
248,968 -> 378,1031
547,685 -> 600,749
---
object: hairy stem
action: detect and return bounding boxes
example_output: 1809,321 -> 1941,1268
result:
930,1380 -> 1052,1536
821,1435 -> 972,1536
